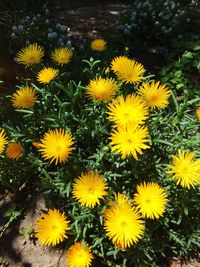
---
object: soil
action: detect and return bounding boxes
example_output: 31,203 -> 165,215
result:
0,0 -> 200,267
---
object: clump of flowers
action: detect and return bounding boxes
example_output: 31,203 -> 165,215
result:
35,209 -> 70,246
10,9 -> 73,51
118,0 -> 189,46
1,38 -> 200,267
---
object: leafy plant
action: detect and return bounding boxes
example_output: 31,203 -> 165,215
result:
160,44 -> 200,98
117,0 -> 190,47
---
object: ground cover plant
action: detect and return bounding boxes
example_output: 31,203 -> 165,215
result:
0,2 -> 200,267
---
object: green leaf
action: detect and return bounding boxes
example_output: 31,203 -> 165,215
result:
15,109 -> 33,114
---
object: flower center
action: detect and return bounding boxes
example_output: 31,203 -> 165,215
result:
88,187 -> 94,194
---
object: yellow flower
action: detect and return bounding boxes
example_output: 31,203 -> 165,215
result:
110,56 -> 131,73
72,171 -> 108,208
35,209 -> 70,246
0,129 -> 8,154
16,43 -> 44,67
86,77 -> 118,101
38,128 -> 74,165
37,67 -> 58,84
110,56 -> 145,84
166,150 -> 200,189
138,81 -> 171,109
6,142 -> 23,160
109,123 -> 150,160
66,241 -> 93,267
133,182 -> 168,219
107,94 -> 148,127
104,193 -> 145,250
90,38 -> 107,52
51,47 -> 73,66
196,106 -> 200,120
11,86 -> 37,109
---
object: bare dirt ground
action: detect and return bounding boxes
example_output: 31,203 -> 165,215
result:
0,0 -> 200,266
51,0 -> 132,38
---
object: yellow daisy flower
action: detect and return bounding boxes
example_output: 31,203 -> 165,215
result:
38,128 -> 74,165
133,182 -> 168,219
111,56 -> 131,74
104,193 -> 145,250
196,106 -> 200,120
6,142 -> 23,160
109,123 -> 150,160
72,170 -> 108,208
107,94 -> 149,127
138,81 -> 171,109
86,77 -> 118,101
51,47 -> 73,66
11,86 -> 37,109
0,129 -> 8,154
66,241 -> 93,267
110,56 -> 145,84
16,43 -> 44,67
166,150 -> 200,189
90,38 -> 107,52
37,67 -> 58,84
35,209 -> 70,246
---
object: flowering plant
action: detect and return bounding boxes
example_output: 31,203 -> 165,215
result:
118,0 -> 189,47
0,39 -> 200,267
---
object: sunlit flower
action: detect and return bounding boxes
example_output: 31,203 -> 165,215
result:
16,43 -> 44,67
196,107 -> 200,120
166,150 -> 200,189
11,86 -> 37,109
133,182 -> 168,219
110,56 -> 145,84
72,171 -> 108,208
51,47 -> 73,65
109,123 -> 150,160
37,67 -> 58,84
90,39 -> 107,52
6,142 -> 23,160
107,94 -> 148,127
138,81 -> 171,109
104,193 -> 145,249
110,56 -> 131,73
38,129 -> 74,165
86,77 -> 118,101
35,209 -> 70,246
0,129 -> 8,153
66,241 -> 93,267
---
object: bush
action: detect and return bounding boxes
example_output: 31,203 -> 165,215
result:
118,0 -> 190,47
160,44 -> 200,98
0,37 -> 200,266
